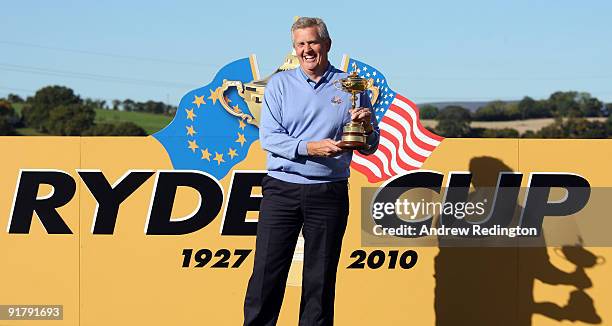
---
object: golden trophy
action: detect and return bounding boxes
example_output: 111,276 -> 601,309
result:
333,71 -> 374,150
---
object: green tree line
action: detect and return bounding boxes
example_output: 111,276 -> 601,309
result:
432,106 -> 612,138
0,85 -> 176,136
420,90 -> 611,138
421,91 -> 609,121
3,86 -> 611,138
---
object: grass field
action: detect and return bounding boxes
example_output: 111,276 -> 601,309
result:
94,109 -> 172,134
421,117 -> 607,134
11,103 -> 173,135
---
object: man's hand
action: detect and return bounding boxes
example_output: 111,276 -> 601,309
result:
307,139 -> 343,157
351,107 -> 372,123
351,107 -> 374,134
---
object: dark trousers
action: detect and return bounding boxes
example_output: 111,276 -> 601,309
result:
244,176 -> 350,326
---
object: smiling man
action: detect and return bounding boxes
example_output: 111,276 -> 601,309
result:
243,17 -> 380,326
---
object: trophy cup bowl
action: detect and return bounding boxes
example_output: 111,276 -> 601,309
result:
333,71 -> 373,150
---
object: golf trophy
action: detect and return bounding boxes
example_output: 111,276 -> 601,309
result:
333,71 -> 374,150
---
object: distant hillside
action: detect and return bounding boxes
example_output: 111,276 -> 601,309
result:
95,109 -> 172,134
417,101 -> 519,112
12,103 -> 171,136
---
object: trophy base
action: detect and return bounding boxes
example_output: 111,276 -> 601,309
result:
338,140 -> 367,150
339,122 -> 368,150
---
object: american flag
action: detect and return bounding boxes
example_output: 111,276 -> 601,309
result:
341,56 -> 445,183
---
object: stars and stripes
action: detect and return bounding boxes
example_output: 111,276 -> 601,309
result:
342,57 -> 444,183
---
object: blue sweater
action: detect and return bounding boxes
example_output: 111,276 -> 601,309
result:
259,65 -> 380,184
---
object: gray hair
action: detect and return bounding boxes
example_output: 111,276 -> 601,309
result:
291,17 -> 330,43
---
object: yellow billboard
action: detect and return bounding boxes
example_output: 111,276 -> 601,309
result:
1,137 -> 610,325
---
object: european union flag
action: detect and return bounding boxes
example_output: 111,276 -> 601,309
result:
154,56 -> 260,180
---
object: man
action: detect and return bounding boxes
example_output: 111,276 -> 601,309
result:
243,17 -> 380,326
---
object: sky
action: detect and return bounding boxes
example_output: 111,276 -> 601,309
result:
1,0 -> 611,105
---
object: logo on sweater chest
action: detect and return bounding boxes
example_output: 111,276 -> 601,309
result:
331,95 -> 343,106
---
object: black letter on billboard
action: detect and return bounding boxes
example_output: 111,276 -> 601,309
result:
221,171 -> 266,236
439,172 -> 472,228
520,173 -> 590,234
79,170 -> 154,234
9,170 -> 75,234
146,171 -> 223,235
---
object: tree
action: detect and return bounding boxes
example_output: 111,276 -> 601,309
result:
0,100 -> 17,135
110,98 -> 173,115
142,100 -> 166,114
0,117 -> 16,135
7,93 -> 24,103
518,96 -> 552,119
576,92 -> 603,117
0,99 -> 16,117
122,99 -> 136,112
84,122 -> 147,136
473,101 -> 521,121
83,123 -> 116,136
419,104 -> 439,119
582,121 -> 608,138
564,118 -> 607,138
504,102 -> 522,120
436,105 -> 472,137
85,98 -> 106,110
112,99 -> 121,111
133,102 -> 144,112
521,130 -> 539,138
21,86 -> 82,132
474,101 -> 506,121
45,104 -> 95,135
605,103 -> 612,117
537,121 -> 567,138
166,105 -> 177,116
481,128 -> 520,138
0,99 -> 20,126
113,122 -> 147,136
537,117 -> 608,138
518,96 -> 535,120
547,91 -> 580,117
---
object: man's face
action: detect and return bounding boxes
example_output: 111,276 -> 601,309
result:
292,26 -> 331,74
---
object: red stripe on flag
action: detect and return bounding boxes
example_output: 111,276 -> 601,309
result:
394,94 -> 444,142
379,129 -> 425,170
350,157 -> 385,183
381,111 -> 436,152
375,141 -> 400,175
354,151 -> 391,176
380,118 -> 428,162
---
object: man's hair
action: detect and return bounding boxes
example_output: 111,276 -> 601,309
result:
291,17 -> 330,43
